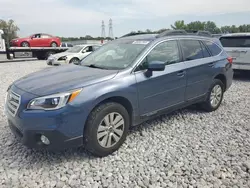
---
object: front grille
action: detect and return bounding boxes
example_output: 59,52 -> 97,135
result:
6,90 -> 21,117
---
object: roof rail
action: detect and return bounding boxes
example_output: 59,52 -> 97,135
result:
156,30 -> 212,38
156,30 -> 188,38
120,32 -> 157,38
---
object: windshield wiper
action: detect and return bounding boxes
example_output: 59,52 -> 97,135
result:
84,64 -> 105,69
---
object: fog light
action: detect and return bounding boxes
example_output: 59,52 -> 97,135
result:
41,135 -> 50,145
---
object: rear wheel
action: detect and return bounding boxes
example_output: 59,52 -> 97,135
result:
83,102 -> 130,157
201,79 -> 224,112
21,41 -> 29,47
51,42 -> 58,47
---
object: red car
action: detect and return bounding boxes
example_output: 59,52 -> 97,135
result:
11,33 -> 61,47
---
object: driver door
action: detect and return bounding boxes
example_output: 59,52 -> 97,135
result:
134,40 -> 187,116
30,34 -> 42,47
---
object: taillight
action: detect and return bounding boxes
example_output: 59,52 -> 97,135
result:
227,57 -> 233,64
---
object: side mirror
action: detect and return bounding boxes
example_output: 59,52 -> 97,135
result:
147,61 -> 165,71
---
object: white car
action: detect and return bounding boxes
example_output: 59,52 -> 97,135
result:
219,33 -> 250,70
47,44 -> 101,65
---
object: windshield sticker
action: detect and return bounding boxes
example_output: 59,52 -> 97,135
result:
132,41 -> 150,45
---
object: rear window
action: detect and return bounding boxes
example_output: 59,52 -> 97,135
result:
204,41 -> 222,56
220,36 -> 250,48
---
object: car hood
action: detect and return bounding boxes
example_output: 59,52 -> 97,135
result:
13,65 -> 119,96
51,52 -> 75,59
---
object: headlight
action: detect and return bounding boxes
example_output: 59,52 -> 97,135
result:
27,89 -> 82,110
58,56 -> 67,61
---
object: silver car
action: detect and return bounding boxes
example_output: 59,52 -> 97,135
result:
47,44 -> 101,65
219,33 -> 250,70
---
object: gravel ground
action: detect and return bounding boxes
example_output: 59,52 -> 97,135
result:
0,61 -> 250,188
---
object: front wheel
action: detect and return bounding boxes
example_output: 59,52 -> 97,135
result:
83,102 -> 130,157
201,79 -> 224,112
69,57 -> 79,64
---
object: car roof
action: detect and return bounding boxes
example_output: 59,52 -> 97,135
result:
119,34 -> 216,42
221,32 -> 250,37
75,44 -> 101,47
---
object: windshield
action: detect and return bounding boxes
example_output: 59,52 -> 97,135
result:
80,39 -> 150,70
66,45 -> 83,53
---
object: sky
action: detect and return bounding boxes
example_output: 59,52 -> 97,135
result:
1,0 -> 250,38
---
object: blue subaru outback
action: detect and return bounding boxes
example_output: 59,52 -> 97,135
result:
5,30 -> 233,157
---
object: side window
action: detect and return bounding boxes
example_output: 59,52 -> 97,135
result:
41,34 -> 50,38
34,34 -> 41,38
147,40 -> 181,65
180,40 -> 204,61
204,41 -> 222,56
136,40 -> 180,71
200,41 -> 211,58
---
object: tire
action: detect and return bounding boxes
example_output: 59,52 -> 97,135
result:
69,57 -> 79,64
201,79 -> 224,112
51,42 -> 58,47
83,102 -> 130,157
21,41 -> 29,47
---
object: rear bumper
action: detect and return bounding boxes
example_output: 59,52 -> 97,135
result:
232,63 -> 250,70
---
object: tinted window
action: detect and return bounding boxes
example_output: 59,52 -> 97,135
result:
180,40 -> 204,61
220,36 -> 250,48
200,42 -> 210,58
61,43 -> 66,47
136,40 -> 180,71
147,40 -> 180,65
204,41 -> 222,56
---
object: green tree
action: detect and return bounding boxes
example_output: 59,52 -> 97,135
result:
186,21 -> 205,31
204,21 -> 221,34
0,19 -> 20,43
171,20 -> 186,30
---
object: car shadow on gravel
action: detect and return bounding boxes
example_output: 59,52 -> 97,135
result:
233,70 -> 250,81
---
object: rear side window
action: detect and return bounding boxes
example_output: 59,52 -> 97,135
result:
180,40 -> 204,61
200,42 -> 210,58
220,36 -> 250,48
204,41 -> 222,56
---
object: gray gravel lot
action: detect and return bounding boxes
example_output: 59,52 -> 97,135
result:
0,61 -> 250,188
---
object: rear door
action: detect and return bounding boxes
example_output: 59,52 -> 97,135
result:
179,39 -> 213,100
220,36 -> 250,68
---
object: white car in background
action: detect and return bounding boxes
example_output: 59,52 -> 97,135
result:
219,33 -> 250,70
47,44 -> 101,65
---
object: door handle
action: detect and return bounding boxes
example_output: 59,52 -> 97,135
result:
208,62 -> 215,67
177,70 -> 185,77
